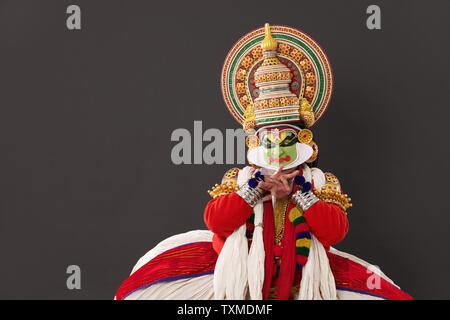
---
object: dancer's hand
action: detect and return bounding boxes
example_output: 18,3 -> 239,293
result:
258,166 -> 299,200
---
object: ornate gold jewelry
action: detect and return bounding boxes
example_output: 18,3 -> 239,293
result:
299,99 -> 315,127
208,168 -> 240,198
323,172 -> 342,192
273,197 -> 290,245
243,105 -> 256,133
300,98 -> 313,112
313,188 -> 352,213
208,183 -> 239,199
245,135 -> 259,150
298,129 -> 313,144
261,23 -> 277,51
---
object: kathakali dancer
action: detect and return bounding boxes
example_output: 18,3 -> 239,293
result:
115,24 -> 412,300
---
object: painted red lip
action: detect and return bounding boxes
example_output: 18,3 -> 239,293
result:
269,155 -> 291,163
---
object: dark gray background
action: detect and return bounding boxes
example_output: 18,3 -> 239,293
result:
0,0 -> 449,299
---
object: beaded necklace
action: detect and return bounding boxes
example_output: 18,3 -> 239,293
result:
273,197 -> 290,245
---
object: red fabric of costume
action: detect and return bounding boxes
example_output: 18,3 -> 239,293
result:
204,191 -> 348,255
303,201 -> 349,249
204,192 -> 253,254
204,187 -> 349,299
115,241 -> 413,300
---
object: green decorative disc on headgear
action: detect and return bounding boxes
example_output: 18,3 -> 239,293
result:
221,23 -> 333,132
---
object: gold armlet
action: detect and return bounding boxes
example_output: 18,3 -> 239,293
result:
313,188 -> 352,213
208,183 -> 239,199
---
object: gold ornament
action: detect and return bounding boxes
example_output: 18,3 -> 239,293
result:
208,168 -> 240,198
261,23 -> 277,51
245,135 -> 259,150
306,140 -> 319,163
300,99 -> 312,112
242,104 -> 256,133
223,168 -> 239,180
313,188 -> 352,213
273,197 -> 289,245
323,172 -> 342,192
207,183 -> 239,199
300,111 -> 315,127
299,99 -> 315,127
298,129 -> 313,144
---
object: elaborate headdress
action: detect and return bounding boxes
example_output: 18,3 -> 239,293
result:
221,23 -> 333,131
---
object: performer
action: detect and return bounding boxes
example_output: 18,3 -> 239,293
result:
115,24 -> 412,300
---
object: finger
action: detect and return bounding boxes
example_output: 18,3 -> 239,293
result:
264,176 -> 278,184
280,176 -> 290,191
273,166 -> 284,179
284,170 -> 300,180
262,194 -> 272,202
273,179 -> 282,187
259,181 -> 274,191
258,181 -> 269,190
261,177 -> 278,188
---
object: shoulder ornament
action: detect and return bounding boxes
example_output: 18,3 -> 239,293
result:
313,172 -> 352,213
207,168 -> 240,198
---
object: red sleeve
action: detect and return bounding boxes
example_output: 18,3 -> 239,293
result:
204,192 -> 253,238
303,201 -> 349,248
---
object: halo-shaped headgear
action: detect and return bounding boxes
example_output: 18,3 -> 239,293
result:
221,23 -> 333,132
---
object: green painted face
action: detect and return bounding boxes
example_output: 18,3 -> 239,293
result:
260,130 -> 298,168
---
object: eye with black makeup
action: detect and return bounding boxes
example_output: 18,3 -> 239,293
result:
261,132 -> 298,148
279,132 -> 298,147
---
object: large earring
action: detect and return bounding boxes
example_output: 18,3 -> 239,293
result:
306,140 -> 319,163
297,129 -> 313,144
246,135 -> 259,150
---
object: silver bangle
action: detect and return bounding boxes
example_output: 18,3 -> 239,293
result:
292,190 -> 319,212
236,183 -> 264,208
